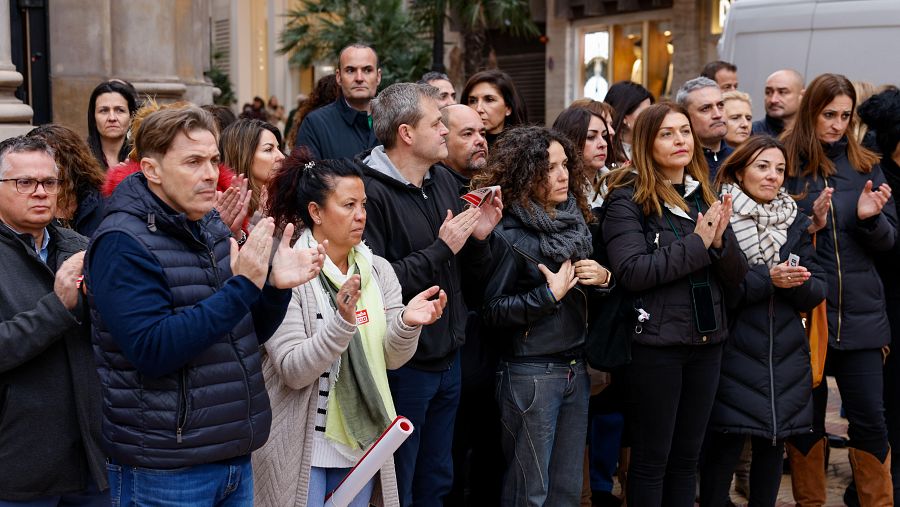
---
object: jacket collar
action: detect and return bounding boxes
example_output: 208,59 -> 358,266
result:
664,174 -> 702,221
105,171 -> 230,247
336,97 -> 370,128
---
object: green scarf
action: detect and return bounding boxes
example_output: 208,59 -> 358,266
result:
316,244 -> 394,451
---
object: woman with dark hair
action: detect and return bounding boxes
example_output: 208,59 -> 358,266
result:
601,102 -> 747,507
285,75 -> 340,152
220,118 -> 285,223
27,124 -> 107,237
783,73 -> 897,505
603,81 -> 654,168
461,70 -> 527,147
252,153 -> 446,507
859,85 -> 900,504
699,135 -> 826,506
86,80 -> 138,169
472,126 -> 610,504
553,105 -> 611,206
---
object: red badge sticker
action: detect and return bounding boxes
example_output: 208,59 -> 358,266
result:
356,309 -> 369,325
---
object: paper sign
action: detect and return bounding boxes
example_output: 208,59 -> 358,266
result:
355,309 -> 369,325
461,185 -> 500,208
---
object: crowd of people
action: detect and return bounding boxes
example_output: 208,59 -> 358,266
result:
2,41 -> 900,507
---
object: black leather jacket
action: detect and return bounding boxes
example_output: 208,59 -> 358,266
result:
482,213 -> 592,359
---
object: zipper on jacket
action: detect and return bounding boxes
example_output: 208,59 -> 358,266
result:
574,286 -> 589,330
824,177 -> 843,343
768,296 -> 778,446
177,368 -> 188,443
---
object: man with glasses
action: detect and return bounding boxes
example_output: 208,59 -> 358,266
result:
0,136 -> 109,505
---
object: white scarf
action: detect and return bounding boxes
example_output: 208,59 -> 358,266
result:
722,182 -> 797,267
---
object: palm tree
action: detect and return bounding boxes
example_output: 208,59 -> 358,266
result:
442,0 -> 540,77
279,0 -> 432,88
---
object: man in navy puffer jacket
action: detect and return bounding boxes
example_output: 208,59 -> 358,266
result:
86,105 -> 324,506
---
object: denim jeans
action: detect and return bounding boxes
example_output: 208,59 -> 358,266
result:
0,477 -> 109,507
496,360 -> 590,506
306,467 -> 374,507
106,456 -> 252,507
626,343 -> 723,507
387,354 -> 461,507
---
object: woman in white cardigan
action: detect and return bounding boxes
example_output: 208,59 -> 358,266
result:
253,155 -> 447,507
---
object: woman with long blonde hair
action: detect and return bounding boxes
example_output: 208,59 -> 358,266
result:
601,102 -> 747,506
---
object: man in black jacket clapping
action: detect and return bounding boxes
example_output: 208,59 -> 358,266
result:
360,82 -> 502,506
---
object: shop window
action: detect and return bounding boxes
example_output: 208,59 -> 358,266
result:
580,20 -> 673,101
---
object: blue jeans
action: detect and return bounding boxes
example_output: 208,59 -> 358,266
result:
307,467 -> 374,507
496,360 -> 590,506
0,478 -> 109,507
387,354 -> 461,507
106,456 -> 252,507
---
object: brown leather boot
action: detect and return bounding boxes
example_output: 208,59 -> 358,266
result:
785,438 -> 827,507
848,447 -> 893,507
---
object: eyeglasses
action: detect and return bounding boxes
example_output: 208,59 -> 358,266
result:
0,178 -> 62,194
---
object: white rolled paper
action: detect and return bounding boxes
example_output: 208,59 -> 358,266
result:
325,416 -> 415,507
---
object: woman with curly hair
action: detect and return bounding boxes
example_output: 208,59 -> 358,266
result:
472,125 -> 610,504
27,124 -> 107,237
601,102 -> 747,506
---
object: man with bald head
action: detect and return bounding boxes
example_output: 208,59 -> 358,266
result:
752,69 -> 805,137
296,43 -> 382,159
441,104 -> 488,184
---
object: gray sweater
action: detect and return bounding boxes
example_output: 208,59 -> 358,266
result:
0,222 -> 107,500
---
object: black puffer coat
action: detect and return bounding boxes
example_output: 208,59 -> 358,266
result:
786,138 -> 898,349
602,181 -> 748,347
709,214 -> 827,440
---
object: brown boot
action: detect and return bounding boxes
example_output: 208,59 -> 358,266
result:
785,438 -> 827,507
848,447 -> 893,507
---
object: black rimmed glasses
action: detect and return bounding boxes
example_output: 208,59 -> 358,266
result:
0,178 -> 62,194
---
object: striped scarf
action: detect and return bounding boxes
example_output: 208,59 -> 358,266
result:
722,182 -> 797,267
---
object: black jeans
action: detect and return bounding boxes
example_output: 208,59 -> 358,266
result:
626,342 -> 723,507
791,347 -> 889,460
699,433 -> 783,507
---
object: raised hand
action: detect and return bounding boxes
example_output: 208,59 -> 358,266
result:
538,260 -> 578,301
269,223 -> 326,289
770,260 -> 811,289
336,275 -> 361,324
229,217 -> 275,289
472,190 -> 504,240
215,175 -> 251,237
402,286 -> 448,326
858,180 -> 892,221
438,207 -> 481,254
711,194 -> 733,249
54,251 -> 85,310
694,200 -> 722,249
574,259 -> 611,286
809,187 -> 833,234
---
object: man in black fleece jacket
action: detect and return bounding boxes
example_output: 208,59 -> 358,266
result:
359,82 -> 501,506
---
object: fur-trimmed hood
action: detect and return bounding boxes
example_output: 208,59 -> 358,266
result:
102,159 -> 235,198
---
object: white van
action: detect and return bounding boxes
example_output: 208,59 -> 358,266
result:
718,0 -> 900,118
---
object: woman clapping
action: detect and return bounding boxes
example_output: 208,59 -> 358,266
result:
252,154 -> 447,507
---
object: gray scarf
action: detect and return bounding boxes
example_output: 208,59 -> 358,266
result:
510,196 -> 593,262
